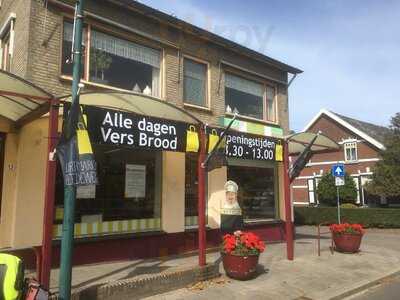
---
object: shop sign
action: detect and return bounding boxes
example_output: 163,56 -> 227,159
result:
82,105 -> 194,152
224,131 -> 281,162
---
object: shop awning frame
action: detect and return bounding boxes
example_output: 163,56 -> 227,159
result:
58,91 -> 204,125
0,69 -> 55,127
286,131 -> 340,155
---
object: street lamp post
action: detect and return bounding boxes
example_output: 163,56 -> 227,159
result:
58,1 -> 85,299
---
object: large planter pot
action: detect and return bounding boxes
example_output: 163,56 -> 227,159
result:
332,232 -> 363,253
221,252 -> 259,280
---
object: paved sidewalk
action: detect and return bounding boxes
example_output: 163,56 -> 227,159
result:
36,226 -> 400,299
143,226 -> 400,300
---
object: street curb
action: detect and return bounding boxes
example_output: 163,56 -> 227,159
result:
329,270 -> 400,300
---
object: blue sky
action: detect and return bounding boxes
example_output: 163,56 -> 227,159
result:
139,0 -> 400,131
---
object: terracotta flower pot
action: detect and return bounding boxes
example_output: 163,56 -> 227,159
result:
332,232 -> 363,253
221,252 -> 259,280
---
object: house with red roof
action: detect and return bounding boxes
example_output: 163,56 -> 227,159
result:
292,109 -> 392,207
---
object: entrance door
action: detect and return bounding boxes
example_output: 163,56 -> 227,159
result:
0,133 -> 5,217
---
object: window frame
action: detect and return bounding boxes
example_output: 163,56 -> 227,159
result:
265,84 -> 278,123
53,144 -> 163,238
226,158 -> 279,222
0,13 -> 16,72
344,141 -> 358,162
182,54 -> 210,109
60,17 -> 163,98
224,70 -> 278,124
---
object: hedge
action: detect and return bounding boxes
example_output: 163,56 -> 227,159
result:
294,207 -> 400,228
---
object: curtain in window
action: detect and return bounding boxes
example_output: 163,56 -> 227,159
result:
91,30 -> 160,68
225,73 -> 263,97
184,59 -> 206,106
152,68 -> 160,98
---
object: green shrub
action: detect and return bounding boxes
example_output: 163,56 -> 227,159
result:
317,173 -> 357,206
294,207 -> 400,228
340,203 -> 358,209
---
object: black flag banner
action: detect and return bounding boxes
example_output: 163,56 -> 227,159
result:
57,102 -> 97,186
289,131 -> 320,181
206,132 -> 227,172
203,116 -> 237,172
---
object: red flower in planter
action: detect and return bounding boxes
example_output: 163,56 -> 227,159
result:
329,223 -> 365,235
222,231 -> 266,256
223,234 -> 237,253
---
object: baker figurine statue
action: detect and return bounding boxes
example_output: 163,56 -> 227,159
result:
220,180 -> 244,235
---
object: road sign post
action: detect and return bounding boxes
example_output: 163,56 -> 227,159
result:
336,186 -> 341,224
332,164 -> 345,224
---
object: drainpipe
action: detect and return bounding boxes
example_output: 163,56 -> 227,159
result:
40,97 -> 59,289
283,141 -> 294,260
288,73 -> 298,87
197,126 -> 206,266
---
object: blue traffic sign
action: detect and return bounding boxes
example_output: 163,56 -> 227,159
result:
332,164 -> 345,177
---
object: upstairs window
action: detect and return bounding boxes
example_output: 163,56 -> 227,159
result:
225,73 -> 277,122
0,14 -> 16,71
225,73 -> 264,120
61,21 -> 161,98
1,31 -> 10,71
61,21 -> 86,78
89,30 -> 160,97
266,85 -> 276,122
183,58 -> 207,107
344,141 -> 358,162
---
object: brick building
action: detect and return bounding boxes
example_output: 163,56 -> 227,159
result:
0,0 -> 301,267
291,109 -> 391,207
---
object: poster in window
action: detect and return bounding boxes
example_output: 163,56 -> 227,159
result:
77,184 -> 96,199
125,164 -> 146,198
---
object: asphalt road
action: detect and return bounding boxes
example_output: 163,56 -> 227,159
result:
349,274 -> 400,300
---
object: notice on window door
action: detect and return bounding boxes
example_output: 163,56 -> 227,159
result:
77,185 -> 96,199
125,164 -> 146,198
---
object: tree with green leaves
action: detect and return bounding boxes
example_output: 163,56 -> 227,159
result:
365,113 -> 400,197
317,173 -> 358,206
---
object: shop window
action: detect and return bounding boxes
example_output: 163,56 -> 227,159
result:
225,73 -> 264,120
61,21 -> 161,98
227,165 -> 276,220
185,153 -> 198,225
184,153 -> 208,226
344,141 -> 357,162
183,58 -> 207,107
0,133 -> 5,219
54,145 -> 162,236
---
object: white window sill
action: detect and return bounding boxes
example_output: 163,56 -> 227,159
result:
183,102 -> 212,113
59,75 -> 163,100
344,160 -> 359,164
